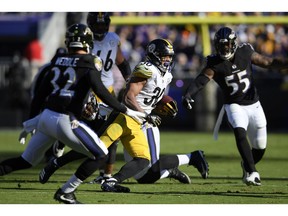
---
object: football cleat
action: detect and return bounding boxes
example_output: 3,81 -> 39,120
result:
54,188 -> 81,204
189,150 -> 209,179
101,178 -> 130,193
244,172 -> 261,186
168,168 -> 191,184
39,159 -> 59,184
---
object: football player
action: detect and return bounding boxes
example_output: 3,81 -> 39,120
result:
0,24 -> 143,203
122,38 -> 209,184
44,12 -> 132,183
182,26 -> 288,186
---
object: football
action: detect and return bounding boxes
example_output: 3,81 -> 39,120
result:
157,95 -> 174,107
153,95 -> 178,117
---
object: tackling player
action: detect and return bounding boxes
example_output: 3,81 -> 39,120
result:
41,12 -> 132,183
182,26 -> 288,186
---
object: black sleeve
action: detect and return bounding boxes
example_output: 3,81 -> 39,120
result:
117,59 -> 131,80
88,69 -> 127,113
30,64 -> 50,99
29,71 -> 53,118
184,72 -> 210,98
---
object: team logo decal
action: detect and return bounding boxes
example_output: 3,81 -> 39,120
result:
148,44 -> 156,53
110,40 -> 117,47
94,56 -> 103,71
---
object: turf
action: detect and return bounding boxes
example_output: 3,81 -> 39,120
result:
0,129 -> 287,206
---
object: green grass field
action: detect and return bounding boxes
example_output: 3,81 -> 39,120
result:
0,129 -> 287,207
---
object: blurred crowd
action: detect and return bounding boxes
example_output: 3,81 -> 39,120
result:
107,12 -> 288,79
3,12 -> 288,81
3,12 -> 288,80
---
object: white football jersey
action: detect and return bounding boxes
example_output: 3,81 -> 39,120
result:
92,32 -> 120,87
132,61 -> 173,115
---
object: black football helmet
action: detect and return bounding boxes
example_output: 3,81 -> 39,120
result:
214,27 -> 238,60
65,24 -> 94,52
87,12 -> 111,41
146,38 -> 175,73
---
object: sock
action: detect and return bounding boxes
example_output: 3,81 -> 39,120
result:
177,154 -> 190,166
159,169 -> 170,179
61,174 -> 83,193
252,148 -> 266,164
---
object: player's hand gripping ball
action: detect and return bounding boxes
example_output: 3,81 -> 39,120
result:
153,95 -> 178,118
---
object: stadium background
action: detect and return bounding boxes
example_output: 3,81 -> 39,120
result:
0,12 -> 287,132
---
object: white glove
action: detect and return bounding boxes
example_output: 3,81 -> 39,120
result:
125,107 -> 146,124
182,96 -> 194,110
19,130 -> 28,145
22,115 -> 40,133
18,129 -> 36,145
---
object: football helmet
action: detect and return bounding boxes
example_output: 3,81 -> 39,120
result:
214,27 -> 238,60
146,38 -> 175,73
65,24 -> 94,52
87,12 -> 111,41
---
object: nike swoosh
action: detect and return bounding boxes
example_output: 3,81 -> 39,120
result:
60,195 -> 73,203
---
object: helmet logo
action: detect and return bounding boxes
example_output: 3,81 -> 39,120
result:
148,44 -> 156,53
229,32 -> 236,39
97,13 -> 105,23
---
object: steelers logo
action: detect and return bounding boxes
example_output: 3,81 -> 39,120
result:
148,44 -> 156,53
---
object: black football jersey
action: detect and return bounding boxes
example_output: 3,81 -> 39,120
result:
206,43 -> 259,105
29,53 -> 126,118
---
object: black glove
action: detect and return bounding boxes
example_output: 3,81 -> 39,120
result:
146,114 -> 162,127
162,100 -> 178,118
182,95 -> 194,110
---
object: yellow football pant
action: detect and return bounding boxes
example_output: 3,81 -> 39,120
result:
100,113 -> 150,161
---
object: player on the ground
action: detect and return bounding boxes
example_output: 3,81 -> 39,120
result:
182,26 -> 288,186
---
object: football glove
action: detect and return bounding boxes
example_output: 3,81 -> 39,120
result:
162,100 -> 178,118
182,95 -> 194,110
18,129 -> 35,145
146,114 -> 162,127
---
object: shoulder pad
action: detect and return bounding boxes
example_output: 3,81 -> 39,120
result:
238,43 -> 255,51
132,62 -> 153,79
206,54 -> 221,66
106,32 -> 121,47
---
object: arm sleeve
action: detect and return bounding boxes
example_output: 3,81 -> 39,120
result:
117,59 -> 131,80
184,73 -> 210,98
88,69 -> 127,113
29,72 -> 53,119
